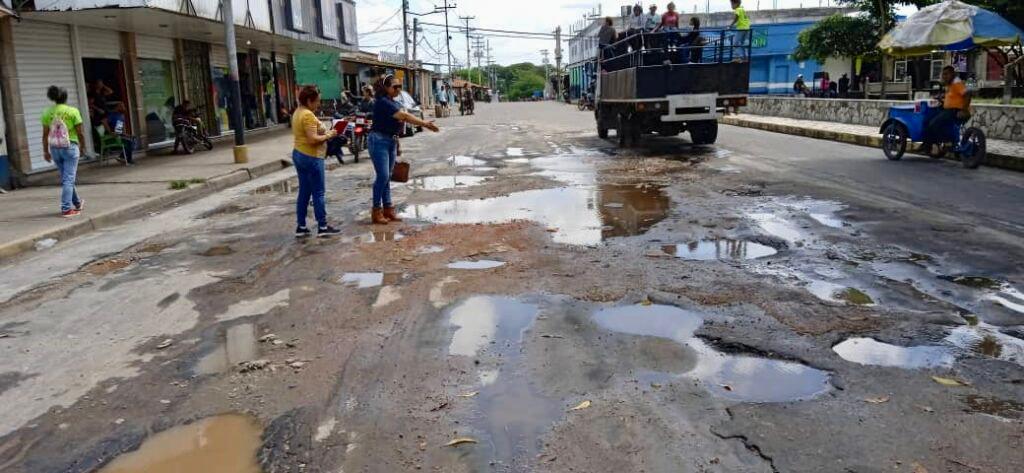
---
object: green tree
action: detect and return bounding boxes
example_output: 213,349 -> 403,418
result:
792,15 -> 881,62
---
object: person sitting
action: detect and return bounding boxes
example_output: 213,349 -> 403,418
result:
598,17 -> 618,60
921,65 -> 971,154
793,75 -> 809,96
625,4 -> 645,52
680,17 -> 703,63
171,100 -> 201,154
357,86 -> 375,116
103,102 -> 136,165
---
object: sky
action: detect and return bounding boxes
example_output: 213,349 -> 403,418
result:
356,1 -> 917,67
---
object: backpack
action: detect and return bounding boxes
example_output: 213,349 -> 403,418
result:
48,109 -> 71,149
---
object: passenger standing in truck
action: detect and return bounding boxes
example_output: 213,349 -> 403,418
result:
656,2 -> 682,50
730,0 -> 751,61
643,4 -> 661,50
598,17 -> 617,61
625,4 -> 645,52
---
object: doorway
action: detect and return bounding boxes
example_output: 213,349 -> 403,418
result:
82,57 -> 131,151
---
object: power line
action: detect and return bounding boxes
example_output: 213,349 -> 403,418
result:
362,8 -> 403,35
418,21 -> 556,38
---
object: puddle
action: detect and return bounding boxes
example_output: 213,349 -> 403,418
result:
401,184 -> 669,245
447,155 -> 488,167
661,239 -> 777,261
746,213 -> 807,245
251,179 -> 298,195
446,296 -> 559,466
195,324 -> 258,375
962,395 -> 1023,420
805,280 -> 875,306
98,414 -> 262,473
447,260 -> 506,270
199,245 -> 235,257
339,272 -> 402,288
506,158 -> 531,164
364,230 -> 403,243
416,245 -> 446,254
946,324 -> 1024,366
986,285 -> 1024,314
593,304 -> 831,402
832,338 -> 954,369
506,147 -> 524,156
409,175 -> 488,191
939,275 -> 1003,290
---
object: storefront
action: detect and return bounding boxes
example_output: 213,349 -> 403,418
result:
136,35 -> 179,146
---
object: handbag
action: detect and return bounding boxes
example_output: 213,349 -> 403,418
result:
391,161 -> 410,183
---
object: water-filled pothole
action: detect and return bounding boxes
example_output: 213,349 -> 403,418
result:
251,179 -> 298,195
448,155 -> 488,167
339,272 -> 403,288
592,304 -> 831,402
195,324 -> 258,375
401,184 -> 669,245
946,324 -> 1024,366
804,280 -> 875,306
98,414 -> 262,473
410,175 -> 489,191
832,338 -> 954,368
661,239 -> 777,261
447,260 -> 506,270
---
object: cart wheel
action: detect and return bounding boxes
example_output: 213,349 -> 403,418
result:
959,127 -> 986,169
181,131 -> 197,155
881,122 -> 907,161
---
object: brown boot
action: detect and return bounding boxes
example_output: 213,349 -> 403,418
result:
383,206 -> 402,222
371,208 -> 390,225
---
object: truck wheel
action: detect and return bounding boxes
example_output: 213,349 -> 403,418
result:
617,115 -> 629,148
596,109 -> 610,139
629,123 -> 641,146
689,120 -> 718,145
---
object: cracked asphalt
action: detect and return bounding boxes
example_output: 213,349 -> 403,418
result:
0,102 -> 1022,473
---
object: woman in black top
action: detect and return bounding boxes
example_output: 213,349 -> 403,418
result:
367,75 -> 440,224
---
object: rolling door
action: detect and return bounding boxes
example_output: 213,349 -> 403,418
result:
79,27 -> 121,59
210,43 -> 229,69
136,34 -> 174,61
12,20 -> 81,171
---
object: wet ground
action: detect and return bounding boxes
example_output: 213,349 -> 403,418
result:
1,102 -> 1023,472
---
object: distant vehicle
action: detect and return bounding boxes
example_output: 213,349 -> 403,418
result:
395,90 -> 425,137
595,29 -> 752,147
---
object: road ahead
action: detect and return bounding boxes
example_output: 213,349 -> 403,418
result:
1,102 -> 1022,473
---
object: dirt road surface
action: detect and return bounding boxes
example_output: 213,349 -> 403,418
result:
1,102 -> 1022,473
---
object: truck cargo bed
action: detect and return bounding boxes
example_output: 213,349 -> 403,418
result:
600,62 -> 751,101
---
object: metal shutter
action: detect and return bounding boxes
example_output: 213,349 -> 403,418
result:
12,20 -> 82,172
79,27 -> 121,59
210,43 -> 229,68
136,34 -> 175,61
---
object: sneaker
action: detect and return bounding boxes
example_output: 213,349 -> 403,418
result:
295,226 -> 312,238
74,199 -> 85,212
61,209 -> 81,218
317,225 -> 342,237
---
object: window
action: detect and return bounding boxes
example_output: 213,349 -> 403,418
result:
894,59 -> 908,82
286,0 -> 306,32
316,0 -> 336,40
139,59 -> 178,145
337,2 -> 348,44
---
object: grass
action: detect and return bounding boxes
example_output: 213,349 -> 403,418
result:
973,98 -> 1024,106
168,178 -> 206,190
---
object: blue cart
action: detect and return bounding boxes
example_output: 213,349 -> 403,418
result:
879,100 -> 987,169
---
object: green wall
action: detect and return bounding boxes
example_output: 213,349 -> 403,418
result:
294,52 -> 341,100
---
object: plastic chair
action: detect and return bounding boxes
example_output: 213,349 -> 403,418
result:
95,126 -> 127,166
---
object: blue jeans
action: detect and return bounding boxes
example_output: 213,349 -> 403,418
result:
292,149 -> 327,228
368,131 -> 397,208
51,143 -> 82,212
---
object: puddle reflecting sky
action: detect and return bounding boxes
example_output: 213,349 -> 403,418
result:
99,414 -> 262,473
592,304 -> 831,402
832,338 -> 954,369
448,296 -> 539,357
662,239 -> 778,261
447,155 -> 488,167
746,213 -> 807,245
195,324 -> 258,375
409,175 -> 489,191
339,272 -> 402,289
946,324 -> 1024,366
447,260 -> 506,270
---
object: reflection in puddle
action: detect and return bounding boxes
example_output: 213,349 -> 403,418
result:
506,158 -> 531,164
251,179 -> 298,195
447,260 -> 506,270
448,296 -> 538,357
946,324 -> 1024,366
99,414 -> 262,473
662,239 -> 777,261
195,324 -> 258,375
409,175 -> 488,191
448,155 -> 488,167
746,213 -> 806,245
506,147 -> 524,156
416,245 -> 446,254
832,338 -> 954,368
402,184 -> 669,245
805,280 -> 875,306
986,285 -> 1024,314
339,272 -> 402,288
962,395 -> 1023,420
593,304 -> 831,402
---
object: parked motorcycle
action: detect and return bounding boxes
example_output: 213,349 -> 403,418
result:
346,112 -> 371,162
173,116 -> 213,154
326,119 -> 350,164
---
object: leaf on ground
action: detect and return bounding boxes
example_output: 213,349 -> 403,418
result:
640,299 -> 653,306
569,400 -> 591,411
931,376 -> 968,387
720,384 -> 733,392
456,391 -> 479,398
864,396 -> 890,404
445,437 -> 477,447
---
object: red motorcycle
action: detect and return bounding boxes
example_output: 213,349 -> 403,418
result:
346,112 -> 371,161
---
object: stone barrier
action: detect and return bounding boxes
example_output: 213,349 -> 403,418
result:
744,96 -> 1024,142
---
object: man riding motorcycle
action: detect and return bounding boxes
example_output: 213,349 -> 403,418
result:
172,100 -> 205,154
921,65 -> 971,154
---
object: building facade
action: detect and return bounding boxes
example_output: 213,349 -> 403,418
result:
0,0 -> 358,184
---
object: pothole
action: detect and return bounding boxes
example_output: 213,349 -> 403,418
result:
199,245 -> 235,257
339,272 -> 403,288
447,260 -> 506,270
250,179 -> 298,195
195,323 -> 259,375
98,414 -> 262,472
804,280 -> 875,306
832,338 -> 954,368
447,155 -> 488,167
962,395 -> 1023,420
592,304 -> 832,402
946,323 -> 1024,366
661,239 -> 777,261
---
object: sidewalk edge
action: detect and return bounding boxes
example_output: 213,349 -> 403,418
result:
720,116 -> 1024,172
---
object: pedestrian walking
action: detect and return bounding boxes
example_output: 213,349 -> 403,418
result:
291,85 -> 341,238
368,75 -> 440,225
41,86 -> 86,218
730,0 -> 751,61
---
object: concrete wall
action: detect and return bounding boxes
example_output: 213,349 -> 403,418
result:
745,96 -> 1024,142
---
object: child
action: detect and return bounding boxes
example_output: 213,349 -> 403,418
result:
730,0 -> 751,61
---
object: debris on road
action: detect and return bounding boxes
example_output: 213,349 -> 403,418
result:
931,376 -> 969,387
445,437 -> 478,447
864,396 -> 890,404
155,339 -> 173,349
456,391 -> 479,398
569,400 -> 591,411
239,359 -> 272,373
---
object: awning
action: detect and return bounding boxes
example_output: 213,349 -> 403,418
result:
879,0 -> 1023,55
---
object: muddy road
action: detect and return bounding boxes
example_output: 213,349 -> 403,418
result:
1,102 -> 1022,473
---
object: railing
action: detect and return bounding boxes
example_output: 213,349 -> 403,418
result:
599,28 -> 753,73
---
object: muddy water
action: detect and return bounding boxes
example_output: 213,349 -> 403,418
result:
662,239 -> 777,261
409,175 -> 489,191
402,184 -> 669,245
593,304 -> 831,402
195,324 -> 259,375
832,338 -> 954,369
446,296 -> 561,466
99,414 -> 262,473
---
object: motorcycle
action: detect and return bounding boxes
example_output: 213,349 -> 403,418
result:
173,115 -> 213,154
578,92 -> 595,111
880,99 -> 986,169
460,98 -> 475,116
346,112 -> 371,162
326,119 -> 350,164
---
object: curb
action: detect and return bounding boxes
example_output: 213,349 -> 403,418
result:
720,116 -> 1024,172
0,159 -> 293,262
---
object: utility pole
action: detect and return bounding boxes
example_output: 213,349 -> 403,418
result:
554,26 -> 562,101
222,0 -> 246,163
402,0 -> 410,64
441,1 -> 456,79
540,49 -> 550,99
459,16 -> 475,82
412,18 -> 419,63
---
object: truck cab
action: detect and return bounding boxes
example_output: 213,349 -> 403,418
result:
595,28 -> 752,147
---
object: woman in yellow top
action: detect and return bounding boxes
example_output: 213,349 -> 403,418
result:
291,85 -> 341,238
730,0 -> 751,61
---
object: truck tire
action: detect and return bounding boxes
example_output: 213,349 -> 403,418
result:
689,120 -> 718,145
596,109 -> 610,139
617,114 -> 629,148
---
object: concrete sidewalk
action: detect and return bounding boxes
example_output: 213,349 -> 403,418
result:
721,114 -> 1024,172
0,129 -> 299,261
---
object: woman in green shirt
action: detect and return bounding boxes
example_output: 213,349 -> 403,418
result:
41,86 -> 86,218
